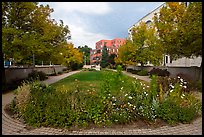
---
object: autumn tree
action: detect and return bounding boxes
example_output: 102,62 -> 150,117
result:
61,43 -> 83,70
115,39 -> 135,67
116,22 -> 163,70
153,2 -> 202,66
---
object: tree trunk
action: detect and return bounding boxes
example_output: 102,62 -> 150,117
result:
141,62 -> 144,70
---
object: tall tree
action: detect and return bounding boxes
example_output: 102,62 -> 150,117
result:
178,2 -> 202,60
62,43 -> 83,70
108,53 -> 117,67
2,2 -> 70,66
153,2 -> 202,66
100,45 -> 109,68
78,45 -> 91,65
116,22 -> 163,70
115,39 -> 135,66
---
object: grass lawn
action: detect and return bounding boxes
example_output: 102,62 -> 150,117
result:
51,70 -> 149,94
51,71 -> 103,91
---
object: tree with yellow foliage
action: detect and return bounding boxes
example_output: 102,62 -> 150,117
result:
57,43 -> 83,70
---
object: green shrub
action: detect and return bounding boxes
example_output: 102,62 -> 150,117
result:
149,68 -> 170,77
137,70 -> 148,76
156,81 -> 202,125
58,71 -> 63,75
131,70 -> 140,74
28,70 -> 48,81
193,80 -> 202,92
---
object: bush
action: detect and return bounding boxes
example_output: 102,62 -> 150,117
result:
137,70 -> 148,76
58,71 -> 63,75
127,68 -> 134,73
14,82 -> 32,116
193,80 -> 202,92
157,94 -> 202,125
28,70 -> 48,81
62,68 -> 68,71
149,68 -> 170,77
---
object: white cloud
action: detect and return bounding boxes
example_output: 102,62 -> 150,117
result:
68,24 -> 110,49
51,2 -> 112,15
40,2 -> 112,49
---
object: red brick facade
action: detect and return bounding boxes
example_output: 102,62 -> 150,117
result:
90,38 -> 125,65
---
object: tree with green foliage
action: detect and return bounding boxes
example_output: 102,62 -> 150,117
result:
100,45 -> 109,68
115,22 -> 163,70
108,53 -> 117,67
131,21 -> 163,69
115,39 -> 135,66
2,2 -> 70,66
153,2 -> 202,66
78,45 -> 92,65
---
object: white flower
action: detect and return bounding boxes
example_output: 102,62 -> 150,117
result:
112,96 -> 115,99
184,81 -> 187,84
170,84 -> 174,88
125,94 -> 128,97
181,96 -> 184,99
146,86 -> 149,88
113,103 -> 116,106
120,87 -> 124,90
128,96 -> 133,99
182,93 -> 185,97
178,76 -> 180,79
180,78 -> 184,82
170,90 -> 173,93
143,87 -> 145,90
183,85 -> 187,89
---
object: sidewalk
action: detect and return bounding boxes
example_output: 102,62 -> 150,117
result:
122,71 -> 151,83
41,70 -> 81,85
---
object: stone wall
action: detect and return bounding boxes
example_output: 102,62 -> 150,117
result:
5,65 -> 67,84
126,65 -> 202,82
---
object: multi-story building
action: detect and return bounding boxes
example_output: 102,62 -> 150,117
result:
128,2 -> 201,67
90,38 -> 126,65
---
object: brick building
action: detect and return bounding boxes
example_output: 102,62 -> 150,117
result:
90,38 -> 125,65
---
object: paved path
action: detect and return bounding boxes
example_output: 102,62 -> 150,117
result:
122,71 -> 151,82
2,70 -> 202,135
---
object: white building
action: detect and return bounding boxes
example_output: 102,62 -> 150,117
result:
128,2 -> 201,67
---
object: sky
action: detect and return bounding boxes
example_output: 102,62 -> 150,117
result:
40,2 -> 164,49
